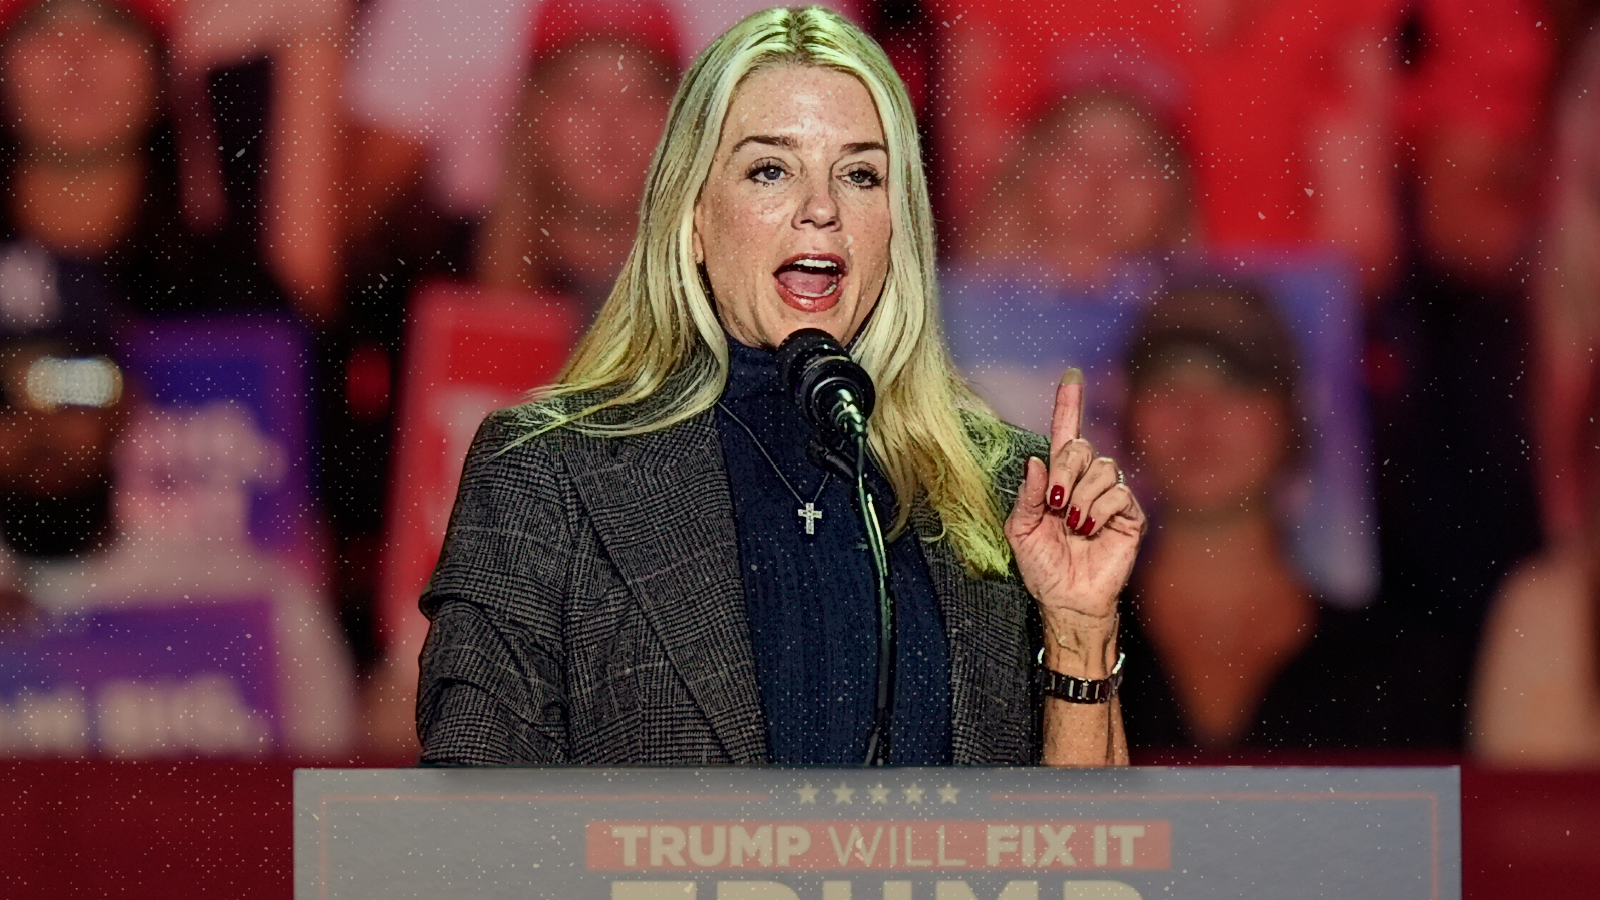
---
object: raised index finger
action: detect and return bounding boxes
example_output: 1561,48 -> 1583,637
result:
1049,367 -> 1085,458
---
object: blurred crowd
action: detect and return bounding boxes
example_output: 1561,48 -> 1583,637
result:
0,0 -> 1597,767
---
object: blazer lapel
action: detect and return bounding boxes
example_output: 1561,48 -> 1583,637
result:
566,412 -> 769,764
912,499 -> 1039,765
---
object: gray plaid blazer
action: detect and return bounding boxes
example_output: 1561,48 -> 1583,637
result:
416,405 -> 1048,765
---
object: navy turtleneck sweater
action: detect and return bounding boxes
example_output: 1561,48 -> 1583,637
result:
714,337 -> 951,765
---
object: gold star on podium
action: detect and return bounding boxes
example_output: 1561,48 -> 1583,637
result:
796,783 -> 818,804
832,782 -> 855,804
903,784 -> 924,804
868,783 -> 890,804
937,783 -> 960,804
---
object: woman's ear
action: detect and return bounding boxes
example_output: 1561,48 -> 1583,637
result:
691,205 -> 705,264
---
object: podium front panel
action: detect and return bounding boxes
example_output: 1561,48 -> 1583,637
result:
294,766 -> 1458,899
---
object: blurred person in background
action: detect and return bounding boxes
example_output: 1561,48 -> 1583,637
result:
1530,19 -> 1600,540
940,65 -> 1197,461
0,0 -> 159,630
0,0 -> 358,756
1364,0 -> 1550,743
1116,284 -> 1452,750
0,0 -> 238,320
474,0 -> 681,317
0,0 -> 345,321
1471,19 -> 1600,768
1472,365 -> 1600,766
162,0 -> 348,323
932,0 -> 1402,295
0,0 -> 169,615
956,81 -> 1195,284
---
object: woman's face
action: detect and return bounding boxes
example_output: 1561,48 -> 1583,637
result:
1125,360 -> 1292,514
694,64 -> 892,348
539,40 -> 674,224
1,5 -> 160,159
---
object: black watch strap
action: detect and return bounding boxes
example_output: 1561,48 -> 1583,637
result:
1036,648 -> 1125,704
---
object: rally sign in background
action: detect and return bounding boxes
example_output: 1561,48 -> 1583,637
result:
294,766 -> 1458,900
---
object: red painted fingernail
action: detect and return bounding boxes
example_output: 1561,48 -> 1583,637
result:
1049,485 -> 1065,509
1065,505 -> 1080,529
1080,516 -> 1097,535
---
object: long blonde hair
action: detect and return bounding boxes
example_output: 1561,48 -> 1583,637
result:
514,5 -> 1017,576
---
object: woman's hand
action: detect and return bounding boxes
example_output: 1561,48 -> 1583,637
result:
1005,369 -> 1146,676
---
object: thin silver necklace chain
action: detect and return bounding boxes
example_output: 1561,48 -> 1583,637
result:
716,401 -> 830,534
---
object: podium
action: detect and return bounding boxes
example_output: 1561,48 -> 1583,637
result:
294,766 -> 1459,899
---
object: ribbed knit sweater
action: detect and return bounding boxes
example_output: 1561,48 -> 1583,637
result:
713,337 -> 951,765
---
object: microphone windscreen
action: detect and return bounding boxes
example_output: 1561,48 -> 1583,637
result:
775,329 -> 875,434
775,328 -> 839,395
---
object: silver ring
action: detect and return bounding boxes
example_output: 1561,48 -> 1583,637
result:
1115,467 -> 1125,485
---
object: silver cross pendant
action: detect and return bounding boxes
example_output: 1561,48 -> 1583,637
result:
798,502 -> 823,535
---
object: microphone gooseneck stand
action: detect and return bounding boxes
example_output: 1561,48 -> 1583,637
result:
779,330 -> 897,767
823,387 -> 896,767
851,416 -> 896,768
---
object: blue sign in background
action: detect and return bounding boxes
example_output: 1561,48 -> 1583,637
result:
0,600 -> 280,755
120,315 -> 313,552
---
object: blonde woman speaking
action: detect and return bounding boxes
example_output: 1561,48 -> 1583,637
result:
417,6 -> 1144,767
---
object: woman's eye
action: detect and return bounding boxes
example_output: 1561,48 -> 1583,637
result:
844,168 -> 883,188
749,163 -> 786,184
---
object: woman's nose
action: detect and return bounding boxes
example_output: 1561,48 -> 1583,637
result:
793,175 -> 841,230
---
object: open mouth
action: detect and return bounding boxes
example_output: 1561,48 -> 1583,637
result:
773,254 -> 847,312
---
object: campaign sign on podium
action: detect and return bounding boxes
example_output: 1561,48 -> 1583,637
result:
294,766 -> 1458,899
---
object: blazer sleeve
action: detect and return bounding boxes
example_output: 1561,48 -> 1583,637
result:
416,409 -> 576,764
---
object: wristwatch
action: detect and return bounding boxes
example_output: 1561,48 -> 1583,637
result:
1036,647 -> 1125,704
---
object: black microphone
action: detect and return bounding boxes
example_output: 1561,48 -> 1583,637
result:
775,328 -> 875,440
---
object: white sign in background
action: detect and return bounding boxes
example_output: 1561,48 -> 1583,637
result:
295,766 -> 1459,900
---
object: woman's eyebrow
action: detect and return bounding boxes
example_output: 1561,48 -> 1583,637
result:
727,135 -> 888,155
730,134 -> 798,154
